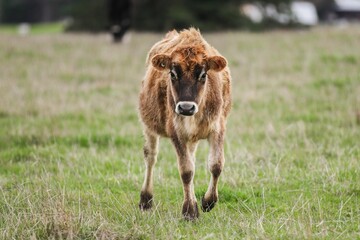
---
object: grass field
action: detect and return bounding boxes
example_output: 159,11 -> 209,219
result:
0,23 -> 65,35
0,26 -> 359,239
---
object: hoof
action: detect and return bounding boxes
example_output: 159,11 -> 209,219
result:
201,195 -> 217,212
182,200 -> 199,221
139,192 -> 153,210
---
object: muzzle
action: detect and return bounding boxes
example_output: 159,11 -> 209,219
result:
175,101 -> 198,116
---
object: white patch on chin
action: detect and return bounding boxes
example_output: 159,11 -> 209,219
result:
173,115 -> 198,137
183,117 -> 198,136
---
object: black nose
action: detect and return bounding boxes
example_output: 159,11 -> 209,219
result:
176,102 -> 197,116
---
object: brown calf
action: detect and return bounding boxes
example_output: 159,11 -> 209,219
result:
138,28 -> 231,220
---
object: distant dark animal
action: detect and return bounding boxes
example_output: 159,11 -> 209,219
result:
107,0 -> 131,42
138,28 -> 232,220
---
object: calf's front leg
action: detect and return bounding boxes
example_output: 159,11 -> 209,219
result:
172,136 -> 199,220
202,129 -> 225,212
139,129 -> 159,210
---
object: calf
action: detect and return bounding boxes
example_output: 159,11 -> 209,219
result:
138,28 -> 231,220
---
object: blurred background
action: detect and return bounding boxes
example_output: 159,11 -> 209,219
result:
0,0 -> 360,40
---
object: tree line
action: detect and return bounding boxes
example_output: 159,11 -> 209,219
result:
2,0 -> 317,32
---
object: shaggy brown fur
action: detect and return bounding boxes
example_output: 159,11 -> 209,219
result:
138,28 -> 231,220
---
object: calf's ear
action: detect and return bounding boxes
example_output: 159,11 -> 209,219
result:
207,56 -> 227,72
151,54 -> 171,71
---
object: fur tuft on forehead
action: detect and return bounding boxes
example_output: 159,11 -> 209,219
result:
146,28 -> 212,67
171,46 -> 206,68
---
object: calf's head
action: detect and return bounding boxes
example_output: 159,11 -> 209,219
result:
151,49 -> 227,116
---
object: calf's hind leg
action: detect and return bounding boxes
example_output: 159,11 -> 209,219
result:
139,129 -> 159,210
202,129 -> 225,212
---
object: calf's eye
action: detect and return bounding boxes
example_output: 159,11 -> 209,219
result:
170,72 -> 177,81
199,73 -> 207,82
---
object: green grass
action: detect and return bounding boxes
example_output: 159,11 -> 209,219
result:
0,22 -> 65,35
0,26 -> 359,239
